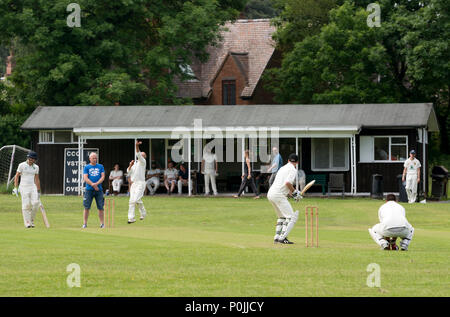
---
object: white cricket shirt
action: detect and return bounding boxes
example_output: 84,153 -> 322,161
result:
203,152 -> 217,173
17,161 -> 39,186
268,162 -> 297,196
109,170 -> 123,179
378,201 -> 410,229
404,158 -> 421,176
131,152 -> 146,183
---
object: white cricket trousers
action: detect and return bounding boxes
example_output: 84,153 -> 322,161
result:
267,193 -> 295,218
146,177 -> 160,194
405,174 -> 418,203
19,184 -> 39,227
128,181 -> 146,220
178,179 -> 192,194
204,172 -> 217,194
369,223 -> 414,248
267,192 -> 297,241
112,179 -> 123,192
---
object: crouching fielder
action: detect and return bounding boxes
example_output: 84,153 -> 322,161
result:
128,140 -> 147,223
13,151 -> 41,228
267,154 -> 302,244
368,194 -> 414,251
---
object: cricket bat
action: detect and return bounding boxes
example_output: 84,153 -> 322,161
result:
39,201 -> 50,228
300,180 -> 316,196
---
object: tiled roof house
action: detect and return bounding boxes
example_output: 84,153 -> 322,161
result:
175,19 -> 278,105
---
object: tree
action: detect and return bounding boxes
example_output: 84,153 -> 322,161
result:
271,0 -> 342,52
0,45 -> 8,77
266,2 -> 403,104
0,80 -> 31,148
265,0 -> 449,153
401,0 -> 450,153
0,0 -> 246,109
243,0 -> 279,19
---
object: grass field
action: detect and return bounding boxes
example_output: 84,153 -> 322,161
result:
0,195 -> 448,297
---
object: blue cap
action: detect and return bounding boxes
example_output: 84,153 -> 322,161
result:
27,151 -> 38,160
410,150 -> 416,155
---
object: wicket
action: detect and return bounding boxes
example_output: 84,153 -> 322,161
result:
305,206 -> 319,247
105,197 -> 115,228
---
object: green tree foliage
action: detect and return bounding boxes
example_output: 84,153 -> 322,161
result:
0,46 -> 8,77
401,0 -> 450,154
0,79 -> 31,148
0,114 -> 31,148
0,0 -> 245,109
271,0 -> 342,52
266,0 -> 449,153
243,0 -> 279,19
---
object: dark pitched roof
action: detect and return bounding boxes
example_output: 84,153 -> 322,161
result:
21,104 -> 439,132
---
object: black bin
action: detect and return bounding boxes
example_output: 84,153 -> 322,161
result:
431,166 -> 448,200
371,174 -> 383,199
397,174 -> 408,202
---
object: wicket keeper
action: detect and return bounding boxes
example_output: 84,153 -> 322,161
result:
13,151 -> 41,228
267,153 -> 302,244
368,194 -> 414,251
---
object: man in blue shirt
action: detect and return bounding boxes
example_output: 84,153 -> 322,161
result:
268,147 -> 283,187
82,152 -> 105,228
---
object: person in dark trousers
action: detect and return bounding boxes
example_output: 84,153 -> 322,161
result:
233,150 -> 260,199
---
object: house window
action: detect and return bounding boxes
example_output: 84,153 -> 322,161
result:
38,130 -> 81,144
374,136 -> 407,161
39,131 -> 53,143
359,136 -> 408,162
311,138 -> 349,171
222,80 -> 236,105
54,131 -> 72,143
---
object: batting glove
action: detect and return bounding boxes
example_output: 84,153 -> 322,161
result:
292,190 -> 303,201
12,187 -> 19,196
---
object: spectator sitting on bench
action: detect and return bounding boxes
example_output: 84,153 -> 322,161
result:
145,162 -> 161,195
109,163 -> 123,196
164,161 -> 178,195
177,164 -> 192,195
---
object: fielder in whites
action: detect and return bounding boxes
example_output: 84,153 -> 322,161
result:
402,150 -> 421,203
267,154 -> 302,244
368,194 -> 414,251
128,140 -> 147,223
13,151 -> 41,228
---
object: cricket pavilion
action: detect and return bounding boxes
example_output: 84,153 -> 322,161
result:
21,103 -> 439,196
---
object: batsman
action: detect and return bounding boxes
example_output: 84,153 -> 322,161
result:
13,151 -> 41,228
267,153 -> 302,244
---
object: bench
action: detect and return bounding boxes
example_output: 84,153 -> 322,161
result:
306,174 -> 327,195
328,173 -> 345,198
150,170 -> 198,194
